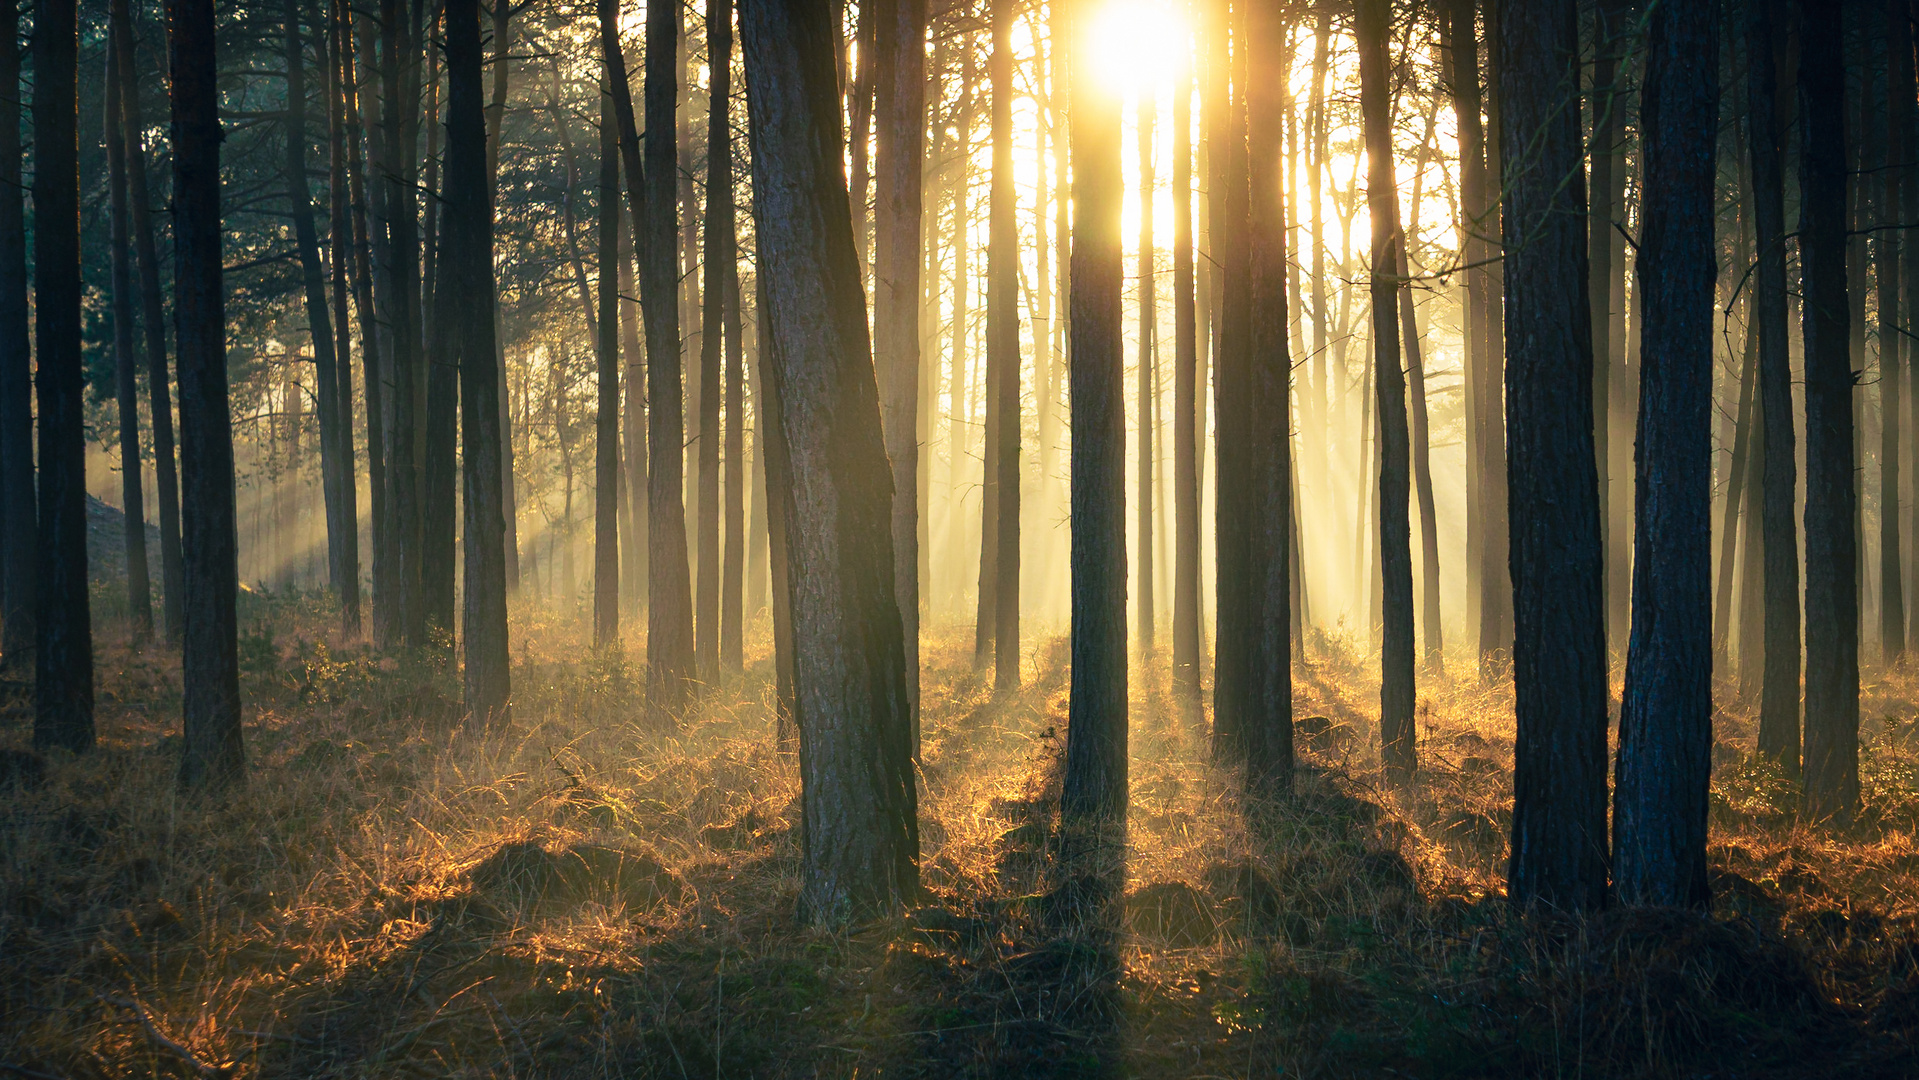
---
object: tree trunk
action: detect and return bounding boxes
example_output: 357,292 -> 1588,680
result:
1061,0 -> 1128,823
620,205 -> 649,618
1172,39 -> 1201,705
1496,0 -> 1608,912
1358,0 -> 1415,785
1137,96 -> 1157,656
715,3 -> 745,674
1211,0 -> 1250,760
324,0 -> 362,636
875,0 -> 925,737
1882,0 -> 1909,663
1747,0 -> 1800,771
171,0 -> 243,786
104,19 -> 153,638
346,17 -> 391,638
739,0 -> 917,920
1798,1 -> 1858,824
379,0 -> 425,648
988,0 -> 1020,692
594,91 -> 621,649
696,0 -> 731,680
1614,0 -> 1717,909
1398,98 -> 1444,674
489,0 -> 518,593
0,0 -> 30,668
32,0 -> 93,753
420,27 -> 460,642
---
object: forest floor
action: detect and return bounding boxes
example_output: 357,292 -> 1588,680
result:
6,590 -> 1919,1077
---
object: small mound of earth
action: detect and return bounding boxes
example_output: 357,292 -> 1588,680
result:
467,840 -> 682,911
1125,881 -> 1218,948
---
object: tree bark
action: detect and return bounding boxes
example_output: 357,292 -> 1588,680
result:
171,0 -> 243,786
489,0 -> 519,592
0,0 -> 30,668
739,0 -> 918,920
105,18 -> 153,638
988,0 -> 1020,692
1615,0 -> 1717,909
379,0 -> 425,647
1211,0 -> 1250,759
696,0 -> 731,680
1172,39 -> 1201,705
1881,0 -> 1908,663
713,0 -> 743,674
1137,96 -> 1157,656
346,16 -> 391,638
420,24 -> 460,641
1497,0 -> 1609,912
1798,0 -> 1858,824
324,0 -> 362,636
595,91 -> 621,649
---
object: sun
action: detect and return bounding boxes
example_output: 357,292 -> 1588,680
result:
1084,0 -> 1187,99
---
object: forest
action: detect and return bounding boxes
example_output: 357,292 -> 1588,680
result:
3,0 -> 1919,1074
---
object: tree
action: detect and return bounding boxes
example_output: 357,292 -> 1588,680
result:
1799,0 -> 1858,824
716,0 -> 745,674
875,0 -> 927,736
696,0 -> 732,679
0,0 -> 29,670
1137,96 -> 1157,658
1614,0 -> 1717,909
1171,36 -> 1201,706
595,89 -> 621,649
738,0 -> 918,921
33,0 -> 93,754
104,16 -> 153,639
1880,0 -> 1908,663
1357,0 -> 1415,785
988,0 -> 1020,692
323,0 -> 361,637
1210,0 -> 1250,759
1061,0 -> 1128,823
1497,0 -> 1608,912
172,0 -> 243,787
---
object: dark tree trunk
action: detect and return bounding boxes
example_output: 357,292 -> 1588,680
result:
171,0 -> 243,786
1497,0 -> 1609,912
1396,237 -> 1442,672
1243,0 -> 1293,800
104,18 -> 153,638
603,0 -> 649,627
639,0 -> 695,718
1172,39 -> 1201,705
1137,97 -> 1157,657
379,0 -> 424,647
738,0 -> 917,920
1061,0 -> 1128,823
1880,0 -> 1907,663
420,46 -> 460,643
443,0 -> 510,724
595,92 -> 621,649
1475,0 -> 1512,669
713,0 -> 743,674
32,0 -> 93,753
696,0 -> 731,680
1211,0 -> 1250,760
1614,0 -> 1717,909
345,19 -> 390,638
0,0 -> 29,668
988,0 -> 1019,692
489,0 -> 518,592
284,0 -> 355,638
875,0 -> 926,736
1798,0 -> 1858,823
1358,0 -> 1415,785
324,0 -> 362,636
1747,0 -> 1800,770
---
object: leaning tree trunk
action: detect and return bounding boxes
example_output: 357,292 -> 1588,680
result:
1614,0 -> 1717,910
738,0 -> 918,922
594,92 -> 621,649
171,0 -> 243,787
1357,0 -> 1415,785
1061,0 -> 1129,824
1798,2 -> 1859,824
104,23 -> 153,638
988,0 -> 1020,693
32,0 -> 93,753
0,0 -> 30,668
1497,0 -> 1609,913
874,0 -> 926,740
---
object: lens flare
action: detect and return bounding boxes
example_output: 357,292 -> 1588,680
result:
1084,0 -> 1186,98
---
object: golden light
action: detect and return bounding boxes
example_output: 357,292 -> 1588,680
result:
1084,0 -> 1186,98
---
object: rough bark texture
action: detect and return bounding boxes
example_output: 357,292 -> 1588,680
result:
1614,0 -> 1717,909
33,0 -> 94,754
1497,0 -> 1609,913
738,0 -> 918,920
1358,0 -> 1415,785
1061,0 -> 1128,823
988,0 -> 1020,692
104,22 -> 153,638
171,0 -> 243,786
1798,1 -> 1858,824
875,0 -> 926,739
0,0 -> 28,668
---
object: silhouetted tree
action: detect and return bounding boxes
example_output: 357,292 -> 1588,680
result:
988,0 -> 1020,692
0,0 -> 28,670
595,89 -> 621,649
1171,37 -> 1201,705
104,18 -> 153,639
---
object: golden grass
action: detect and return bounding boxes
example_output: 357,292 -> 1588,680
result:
3,594 -> 1919,1078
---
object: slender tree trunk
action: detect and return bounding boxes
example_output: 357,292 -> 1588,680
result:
594,91 -> 621,649
1748,0 -> 1801,771
32,0 -> 93,753
875,0 -> 925,737
1397,99 -> 1443,673
1061,0 -> 1128,823
1173,42 -> 1201,704
1212,0 -> 1251,759
1798,2 -> 1858,824
717,3 -> 745,674
1881,0 -> 1908,663
0,0 -> 29,669
695,0 -> 732,680
1497,0 -> 1608,912
105,20 -> 153,638
171,0 -> 242,786
420,27 -> 459,641
1614,0 -> 1717,909
739,0 -> 917,920
325,0 -> 361,635
1480,0 -> 1513,666
988,0 -> 1020,692
1137,97 -> 1157,656
346,18 -> 391,638
489,0 -> 518,592
380,0 -> 425,647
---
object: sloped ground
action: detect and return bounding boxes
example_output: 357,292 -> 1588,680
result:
3,594 -> 1919,1078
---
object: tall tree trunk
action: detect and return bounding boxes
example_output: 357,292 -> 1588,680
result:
379,0 -> 425,647
716,0 -> 745,674
1497,0 -> 1608,912
1479,0 -> 1512,667
346,17 -> 391,638
1589,0 -> 1625,659
1881,0 -> 1908,663
1243,0 -> 1293,799
171,0 -> 242,786
875,0 -> 926,737
739,0 -> 917,920
640,0 -> 696,718
420,25 -> 459,641
594,92 -> 621,648
1798,1 -> 1858,824
1172,39 -> 1201,705
1137,97 -> 1157,656
1614,0 -> 1717,909
1357,0 -> 1415,784
696,0 -> 732,680
105,20 -> 153,638
489,0 -> 518,592
32,0 -> 92,753
1397,99 -> 1443,674
1211,0 -> 1250,759
988,0 -> 1020,692
325,0 -> 362,636
0,0 -> 30,668
1747,0 -> 1800,771
1061,0 -> 1128,824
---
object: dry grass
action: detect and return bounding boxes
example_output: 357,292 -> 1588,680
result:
4,594 -> 1919,1078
